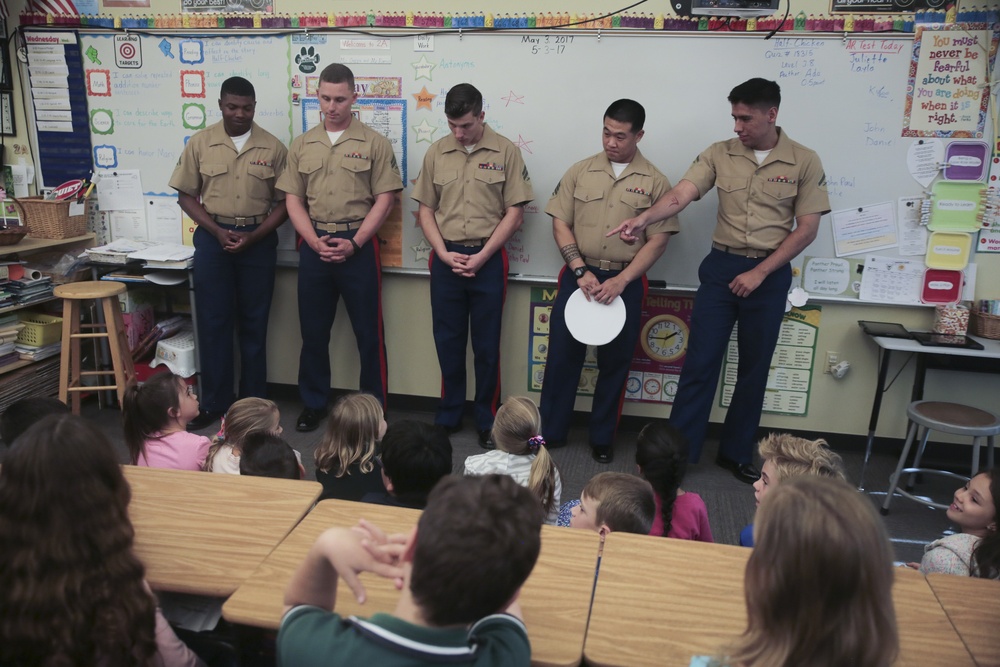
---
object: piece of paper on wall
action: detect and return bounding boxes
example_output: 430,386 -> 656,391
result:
858,254 -> 924,305
907,139 -> 943,187
897,196 -> 928,256
110,209 -> 148,242
96,169 -> 144,211
831,201 -> 898,257
8,165 -> 29,198
146,197 -> 183,245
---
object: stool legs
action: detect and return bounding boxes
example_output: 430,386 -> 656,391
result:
905,427 -> 932,491
59,299 -> 82,414
100,296 -> 136,407
882,422 -> 920,515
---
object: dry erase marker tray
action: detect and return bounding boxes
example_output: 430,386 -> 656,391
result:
928,180 -> 986,233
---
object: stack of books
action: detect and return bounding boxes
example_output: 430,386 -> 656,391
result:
15,340 -> 61,362
0,314 -> 24,367
0,262 -> 25,309
9,276 -> 54,307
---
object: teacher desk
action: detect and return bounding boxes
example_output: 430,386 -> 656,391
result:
584,533 -> 973,667
222,499 -> 601,667
858,332 -> 1000,489
926,573 -> 1000,667
123,466 -> 321,597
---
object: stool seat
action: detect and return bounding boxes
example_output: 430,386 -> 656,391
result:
56,280 -> 136,414
881,400 -> 999,515
54,281 -> 127,300
909,401 -> 1000,436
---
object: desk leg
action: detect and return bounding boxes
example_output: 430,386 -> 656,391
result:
912,353 -> 927,401
859,348 -> 892,491
187,268 -> 203,399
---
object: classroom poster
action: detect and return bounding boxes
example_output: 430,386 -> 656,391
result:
526,285 -> 597,396
902,23 -> 999,137
719,306 -> 822,417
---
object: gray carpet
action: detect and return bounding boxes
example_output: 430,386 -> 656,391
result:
53,387 -> 968,565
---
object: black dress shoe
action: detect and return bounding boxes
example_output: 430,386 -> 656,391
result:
187,410 -> 223,431
296,408 -> 325,432
591,445 -> 614,464
478,429 -> 495,450
715,456 -> 760,484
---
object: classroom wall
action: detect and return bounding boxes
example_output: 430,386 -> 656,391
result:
6,0 -> 998,446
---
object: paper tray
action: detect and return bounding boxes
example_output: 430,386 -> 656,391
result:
925,231 -> 972,270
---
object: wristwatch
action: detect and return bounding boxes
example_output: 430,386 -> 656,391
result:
573,266 -> 588,279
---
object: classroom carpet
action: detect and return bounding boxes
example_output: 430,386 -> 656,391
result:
61,388 -> 964,565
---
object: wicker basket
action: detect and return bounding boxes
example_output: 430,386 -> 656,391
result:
12,197 -> 88,240
0,226 -> 27,246
969,311 -> 1000,340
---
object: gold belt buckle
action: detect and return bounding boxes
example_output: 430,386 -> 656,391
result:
599,259 -> 612,270
234,216 -> 248,227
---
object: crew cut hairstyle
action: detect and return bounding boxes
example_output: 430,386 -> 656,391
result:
0,414 -> 159,667
583,471 -> 655,535
444,82 -> 483,118
728,77 -> 781,110
239,432 -> 300,480
379,420 -> 452,508
320,63 -> 355,89
604,98 -> 645,133
221,75 -> 255,99
728,476 -> 898,667
757,432 -> 846,484
410,474 -> 543,626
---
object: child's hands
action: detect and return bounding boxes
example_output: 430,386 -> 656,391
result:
354,519 -> 409,591
316,526 -> 406,604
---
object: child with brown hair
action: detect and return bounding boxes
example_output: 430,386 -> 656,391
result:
122,372 -> 210,470
568,471 -> 656,536
204,397 -> 282,473
464,396 -> 562,524
313,392 -> 387,501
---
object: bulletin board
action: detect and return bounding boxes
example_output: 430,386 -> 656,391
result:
31,27 -> 996,291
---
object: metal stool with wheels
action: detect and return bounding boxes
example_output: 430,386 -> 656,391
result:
880,400 -> 1000,515
54,281 -> 137,414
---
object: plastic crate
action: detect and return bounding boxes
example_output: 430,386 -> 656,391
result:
16,312 -> 63,346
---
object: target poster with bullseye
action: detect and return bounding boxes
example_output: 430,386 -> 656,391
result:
114,35 -> 142,69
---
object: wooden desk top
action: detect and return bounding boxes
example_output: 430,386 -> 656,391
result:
926,573 -> 1000,667
585,535 -> 974,667
223,499 -> 601,667
123,466 -> 321,597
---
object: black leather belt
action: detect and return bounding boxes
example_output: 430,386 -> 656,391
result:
446,238 -> 486,247
712,242 -> 773,259
583,256 -> 629,271
213,214 -> 264,227
314,220 -> 363,232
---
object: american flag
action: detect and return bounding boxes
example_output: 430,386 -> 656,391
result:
28,0 -> 79,17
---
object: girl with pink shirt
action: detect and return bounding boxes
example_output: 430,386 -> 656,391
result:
123,372 -> 210,471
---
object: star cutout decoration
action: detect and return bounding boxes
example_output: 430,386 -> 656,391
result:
514,134 -> 534,154
501,90 -> 524,107
412,55 -> 436,81
413,119 -> 437,144
412,237 -> 432,262
413,86 -> 436,111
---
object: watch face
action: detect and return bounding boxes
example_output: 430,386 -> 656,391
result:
641,315 -> 689,363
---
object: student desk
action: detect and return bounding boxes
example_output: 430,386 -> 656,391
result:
926,574 -> 1000,667
584,534 -> 974,667
859,332 -> 1000,489
222,499 -> 601,667
122,466 -> 321,597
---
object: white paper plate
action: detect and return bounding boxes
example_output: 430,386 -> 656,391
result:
564,288 -> 626,346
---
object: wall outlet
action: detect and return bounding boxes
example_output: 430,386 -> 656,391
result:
825,351 -> 839,373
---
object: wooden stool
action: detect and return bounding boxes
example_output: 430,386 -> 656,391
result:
881,400 -> 1000,515
54,281 -> 137,414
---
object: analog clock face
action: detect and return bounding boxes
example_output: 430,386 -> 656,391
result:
640,315 -> 689,363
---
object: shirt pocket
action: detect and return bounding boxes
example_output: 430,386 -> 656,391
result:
200,163 -> 229,178
573,188 -> 605,226
474,169 -> 507,186
433,170 -> 459,188
246,164 -> 277,204
620,191 -> 652,211
761,180 -> 799,202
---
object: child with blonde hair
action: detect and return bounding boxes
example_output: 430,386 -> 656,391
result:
464,396 -> 562,524
740,432 -> 846,547
204,397 -> 282,473
314,392 -> 386,502
122,372 -> 210,470
722,476 -> 898,667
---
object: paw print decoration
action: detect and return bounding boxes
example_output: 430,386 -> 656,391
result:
295,46 -> 320,74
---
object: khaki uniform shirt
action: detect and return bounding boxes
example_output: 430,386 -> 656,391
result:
545,150 -> 678,263
682,128 -> 830,251
411,124 -> 533,241
276,120 -> 402,223
168,121 -> 287,218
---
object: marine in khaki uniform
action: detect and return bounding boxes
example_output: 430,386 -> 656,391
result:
540,99 -> 679,464
276,63 -> 402,432
611,78 -> 830,483
412,83 -> 533,447
168,76 -> 288,430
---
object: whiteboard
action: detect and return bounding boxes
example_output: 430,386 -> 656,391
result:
71,30 -> 991,288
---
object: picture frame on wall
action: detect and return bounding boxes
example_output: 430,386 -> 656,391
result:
1,91 -> 15,136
